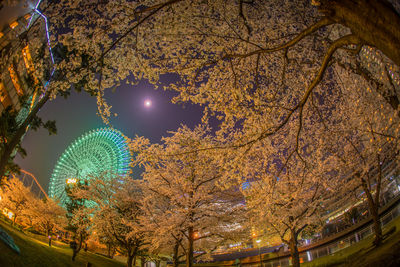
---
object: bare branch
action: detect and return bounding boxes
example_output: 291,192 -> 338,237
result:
225,17 -> 333,59
99,0 -> 183,62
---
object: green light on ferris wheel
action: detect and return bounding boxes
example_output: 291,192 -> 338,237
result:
48,127 -> 132,205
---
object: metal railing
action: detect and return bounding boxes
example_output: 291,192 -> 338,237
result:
254,204 -> 400,267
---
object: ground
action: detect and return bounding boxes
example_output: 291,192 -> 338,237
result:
0,219 -> 125,267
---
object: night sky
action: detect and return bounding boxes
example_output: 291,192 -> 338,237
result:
15,77 -> 204,191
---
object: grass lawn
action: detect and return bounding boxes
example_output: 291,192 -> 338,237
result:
303,214 -> 400,267
0,220 -> 125,267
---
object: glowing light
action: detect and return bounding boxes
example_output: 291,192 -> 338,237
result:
34,0 -> 43,10
35,9 -> 54,64
3,209 -> 14,220
27,0 -> 56,90
49,128 -> 132,206
22,45 -> 35,73
0,82 -> 10,107
144,99 -> 152,107
66,178 -> 77,184
8,66 -> 23,96
10,21 -> 18,29
7,211 -> 14,220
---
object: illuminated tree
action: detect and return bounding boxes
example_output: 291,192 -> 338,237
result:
2,0 -> 394,169
42,2 -> 400,227
132,125 -> 246,267
4,0 -> 396,188
0,177 -> 36,225
323,68 -> 400,246
48,127 -> 131,206
71,175 -> 145,267
64,180 -> 92,261
26,197 -> 67,246
226,120 -> 352,267
40,0 -> 399,126
140,186 -> 186,267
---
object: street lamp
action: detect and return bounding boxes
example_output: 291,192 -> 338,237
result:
193,231 -> 199,239
256,239 -> 262,267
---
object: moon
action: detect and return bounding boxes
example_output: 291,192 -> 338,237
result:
144,99 -> 152,107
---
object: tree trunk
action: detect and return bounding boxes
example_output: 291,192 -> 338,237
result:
72,233 -> 83,261
364,186 -> 383,246
126,245 -> 138,267
370,206 -> 383,246
107,243 -> 115,258
0,91 -> 50,182
141,256 -> 146,267
320,0 -> 400,66
72,246 -> 79,261
186,227 -> 194,267
289,229 -> 300,267
78,233 -> 83,252
173,238 -> 180,267
107,243 -> 111,258
127,254 -> 134,267
48,229 -> 52,247
360,177 -> 383,246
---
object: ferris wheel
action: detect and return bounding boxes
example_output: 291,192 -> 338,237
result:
48,127 -> 132,205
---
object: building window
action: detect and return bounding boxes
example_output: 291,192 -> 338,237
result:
9,21 -> 18,29
22,45 -> 35,73
0,82 -> 12,108
24,14 -> 31,21
8,66 -> 23,96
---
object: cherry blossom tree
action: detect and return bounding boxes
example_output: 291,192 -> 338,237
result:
41,4 -> 400,228
2,1 -> 398,184
64,180 -> 92,261
139,186 -> 186,267
26,197 -> 67,246
2,2 -> 399,263
71,175 -> 145,267
0,177 -> 36,225
229,129 -> 351,267
39,0 -> 399,129
324,67 -> 400,246
132,125 -> 247,267
24,1 -> 392,145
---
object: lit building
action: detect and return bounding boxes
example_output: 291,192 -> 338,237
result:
0,1 -> 54,119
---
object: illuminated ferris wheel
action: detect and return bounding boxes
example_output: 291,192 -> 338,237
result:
48,127 -> 132,205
